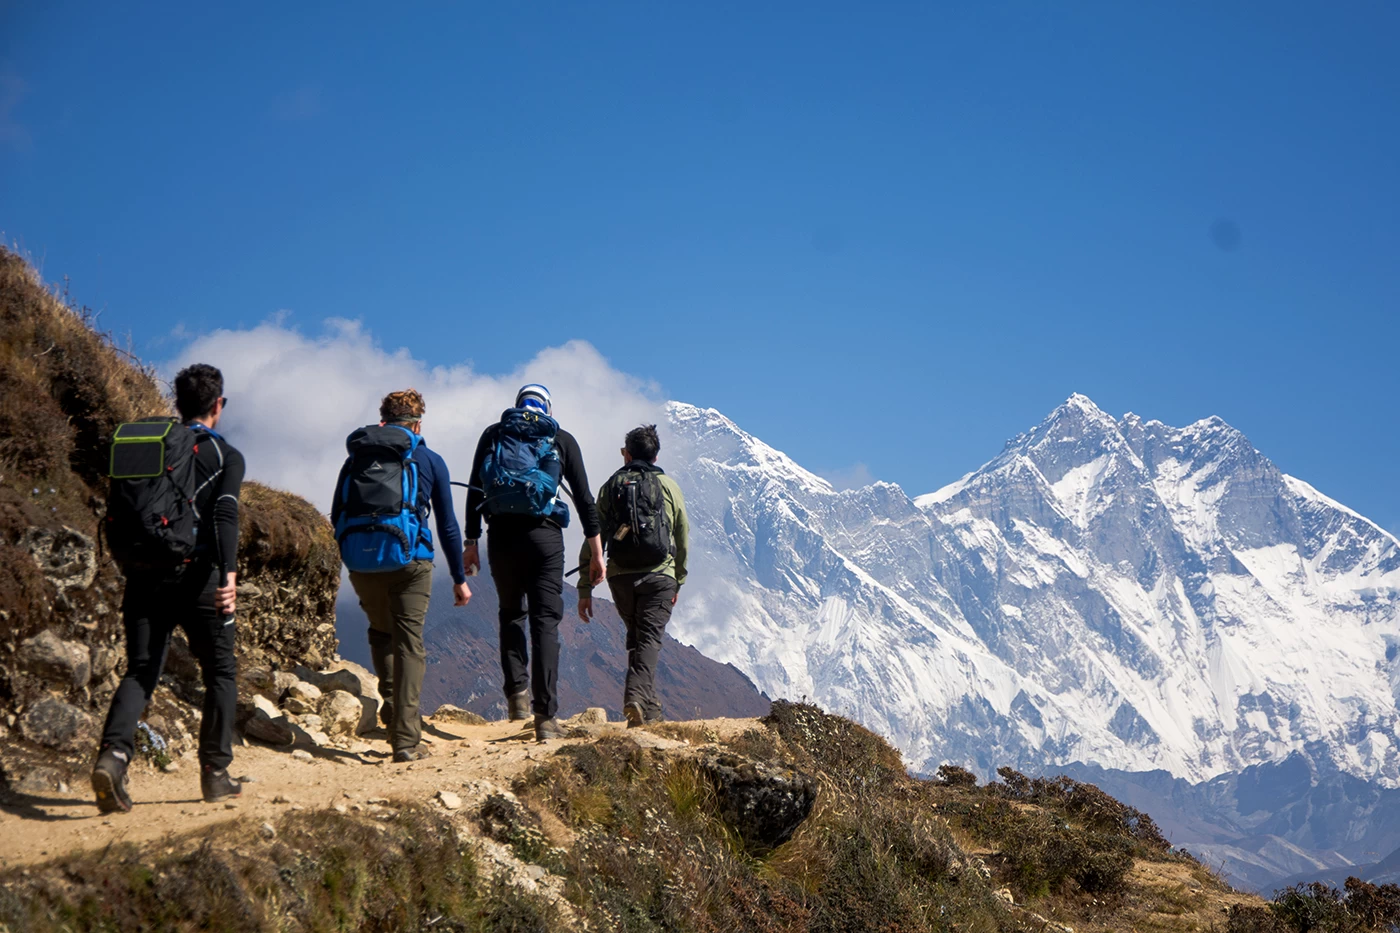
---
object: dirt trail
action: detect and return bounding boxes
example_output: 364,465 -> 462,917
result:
0,716 -> 761,869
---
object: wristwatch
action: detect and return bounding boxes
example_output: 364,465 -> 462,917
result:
464,539 -> 479,547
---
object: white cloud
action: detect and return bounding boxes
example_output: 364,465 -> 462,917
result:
818,461 -> 877,491
168,317 -> 664,567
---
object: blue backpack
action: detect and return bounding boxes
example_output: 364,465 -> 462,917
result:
334,424 -> 425,573
479,408 -> 569,524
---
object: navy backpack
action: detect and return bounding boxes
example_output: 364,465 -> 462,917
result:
479,408 -> 569,525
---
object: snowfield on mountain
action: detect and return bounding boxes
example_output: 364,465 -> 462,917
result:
664,394 -> 1400,787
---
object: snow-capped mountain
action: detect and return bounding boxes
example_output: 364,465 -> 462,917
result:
664,395 -> 1400,788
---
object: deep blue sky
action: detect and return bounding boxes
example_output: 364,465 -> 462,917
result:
3,3 -> 1397,530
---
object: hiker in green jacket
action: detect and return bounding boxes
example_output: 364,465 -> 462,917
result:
577,424 -> 689,727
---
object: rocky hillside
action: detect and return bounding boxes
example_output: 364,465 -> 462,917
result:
337,571 -> 771,723
0,247 -> 340,795
1,701 -> 1293,933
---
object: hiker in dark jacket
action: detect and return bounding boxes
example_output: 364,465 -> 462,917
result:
332,389 -> 471,762
578,424 -> 689,727
93,364 -> 245,813
463,384 -> 605,741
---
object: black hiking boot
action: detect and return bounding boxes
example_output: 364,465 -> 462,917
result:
534,715 -> 564,741
201,766 -> 242,803
91,746 -> 133,814
507,690 -> 530,722
393,744 -> 432,763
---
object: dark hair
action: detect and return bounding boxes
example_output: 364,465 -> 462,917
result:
625,424 -> 661,463
174,363 -> 223,421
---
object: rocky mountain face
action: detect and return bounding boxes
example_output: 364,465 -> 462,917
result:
335,570 -> 771,723
0,248 -> 340,795
663,396 -> 1400,887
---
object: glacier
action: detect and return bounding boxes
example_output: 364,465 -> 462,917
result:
663,394 -> 1400,787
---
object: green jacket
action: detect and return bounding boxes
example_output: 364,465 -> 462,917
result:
578,465 -> 689,596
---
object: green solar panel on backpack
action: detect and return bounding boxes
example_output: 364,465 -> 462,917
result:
109,420 -> 175,479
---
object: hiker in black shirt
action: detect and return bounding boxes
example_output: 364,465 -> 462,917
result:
462,384 -> 605,740
93,364 -> 245,813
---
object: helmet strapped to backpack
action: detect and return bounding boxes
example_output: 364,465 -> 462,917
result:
479,408 -> 568,524
104,417 -> 201,571
334,424 -> 426,573
601,461 -> 672,569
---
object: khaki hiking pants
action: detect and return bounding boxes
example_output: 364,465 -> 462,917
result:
349,559 -> 433,753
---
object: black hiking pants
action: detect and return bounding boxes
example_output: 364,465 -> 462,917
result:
100,561 -> 237,770
488,522 -> 564,719
609,572 -> 678,722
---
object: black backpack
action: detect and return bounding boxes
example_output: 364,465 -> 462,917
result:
103,417 -> 200,570
601,462 -> 672,569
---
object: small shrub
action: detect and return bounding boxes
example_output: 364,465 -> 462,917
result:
1343,877 -> 1400,931
938,763 -> 979,787
1267,878 -> 1400,933
763,700 -> 905,790
1228,904 -> 1290,933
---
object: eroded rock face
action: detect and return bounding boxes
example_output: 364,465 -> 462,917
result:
19,697 -> 98,753
701,753 -> 817,853
21,527 -> 98,594
18,630 -> 91,688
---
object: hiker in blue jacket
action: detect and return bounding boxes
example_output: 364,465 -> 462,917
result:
331,389 -> 470,762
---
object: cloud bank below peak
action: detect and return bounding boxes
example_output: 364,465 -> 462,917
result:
169,317 -> 665,553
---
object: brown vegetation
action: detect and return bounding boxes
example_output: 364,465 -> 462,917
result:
0,245 -> 338,794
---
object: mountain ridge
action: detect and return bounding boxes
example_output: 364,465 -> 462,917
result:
663,393 -> 1400,790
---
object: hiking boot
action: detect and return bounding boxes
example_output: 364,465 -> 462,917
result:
534,715 -> 564,741
201,766 -> 242,803
623,703 -> 646,729
393,744 -> 432,763
506,690 -> 530,722
91,746 -> 133,814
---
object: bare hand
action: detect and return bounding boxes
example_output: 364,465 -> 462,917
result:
590,555 -> 607,587
579,596 -> 594,623
672,591 -> 678,607
453,581 -> 472,607
215,572 -> 237,616
462,543 -> 480,577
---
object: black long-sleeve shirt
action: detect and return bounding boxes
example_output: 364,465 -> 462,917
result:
188,424 -> 244,573
465,423 -> 600,540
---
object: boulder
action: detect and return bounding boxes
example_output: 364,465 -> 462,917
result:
243,696 -> 296,746
293,662 -> 381,734
571,707 -> 608,725
244,712 -> 296,746
283,681 -> 322,715
17,630 -> 91,688
324,660 -> 381,697
272,671 -> 301,693
295,665 -> 366,697
19,696 -> 98,752
321,690 -> 364,738
431,704 -> 488,727
701,753 -> 817,854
